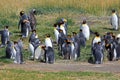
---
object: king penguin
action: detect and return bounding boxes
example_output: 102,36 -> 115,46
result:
92,32 -> 101,46
80,20 -> 90,40
6,41 -> 14,59
93,42 -> 103,64
45,34 -> 53,48
13,41 -> 22,64
61,18 -> 68,36
45,46 -> 55,64
59,21 -> 66,35
18,11 -> 30,38
110,9 -> 119,30
0,26 -> 10,47
54,23 -> 59,44
28,9 -> 37,31
91,32 -> 101,60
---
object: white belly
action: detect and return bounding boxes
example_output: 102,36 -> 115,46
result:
45,38 -> 52,47
28,43 -> 34,56
82,25 -> 90,40
35,46 -> 45,60
54,29 -> 59,44
111,14 -> 118,29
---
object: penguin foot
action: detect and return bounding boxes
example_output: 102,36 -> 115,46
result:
0,44 -> 6,48
14,61 -> 17,64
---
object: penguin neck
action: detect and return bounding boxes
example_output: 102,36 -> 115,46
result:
60,25 -> 64,28
46,37 -> 50,40
54,27 -> 57,30
82,24 -> 87,26
112,13 -> 116,15
5,29 -> 8,30
95,36 -> 100,39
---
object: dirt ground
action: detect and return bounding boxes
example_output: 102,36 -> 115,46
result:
1,60 -> 120,73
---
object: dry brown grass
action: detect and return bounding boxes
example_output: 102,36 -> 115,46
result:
0,0 -> 119,16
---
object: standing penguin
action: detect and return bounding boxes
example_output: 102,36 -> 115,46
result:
28,9 -> 37,31
59,21 -> 66,35
91,32 -> 101,60
29,30 -> 37,43
14,41 -> 23,64
67,34 -> 75,59
18,38 -> 24,63
110,9 -> 119,30
29,35 -> 41,59
72,32 -> 80,58
93,42 -> 103,64
92,32 -> 101,46
70,41 -> 77,60
116,37 -> 120,60
58,29 -> 67,55
18,11 -> 31,38
45,46 -> 55,64
5,41 -> 14,59
45,34 -> 53,48
0,26 -> 10,47
62,39 -> 71,59
54,23 -> 59,44
78,29 -> 86,47
80,20 -> 90,40
34,45 -> 45,61
61,18 -> 68,36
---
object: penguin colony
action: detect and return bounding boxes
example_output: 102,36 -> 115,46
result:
1,9 -> 120,64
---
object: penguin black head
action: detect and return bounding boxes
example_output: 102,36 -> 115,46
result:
32,9 -> 36,14
14,41 -> 18,44
95,32 -> 100,37
80,29 -> 82,32
94,32 -> 99,35
5,26 -> 9,29
82,20 -> 86,24
7,41 -> 10,44
54,23 -> 58,27
112,9 -> 116,13
96,34 -> 100,37
41,45 -> 46,50
72,32 -> 77,36
32,29 -> 36,33
20,11 -> 25,16
66,39 -> 71,44
46,34 -> 50,38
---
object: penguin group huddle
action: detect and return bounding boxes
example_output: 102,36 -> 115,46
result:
28,32 -> 55,64
4,9 -> 55,64
53,9 -> 120,64
92,31 -> 120,64
54,19 -> 88,60
0,9 -> 119,64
